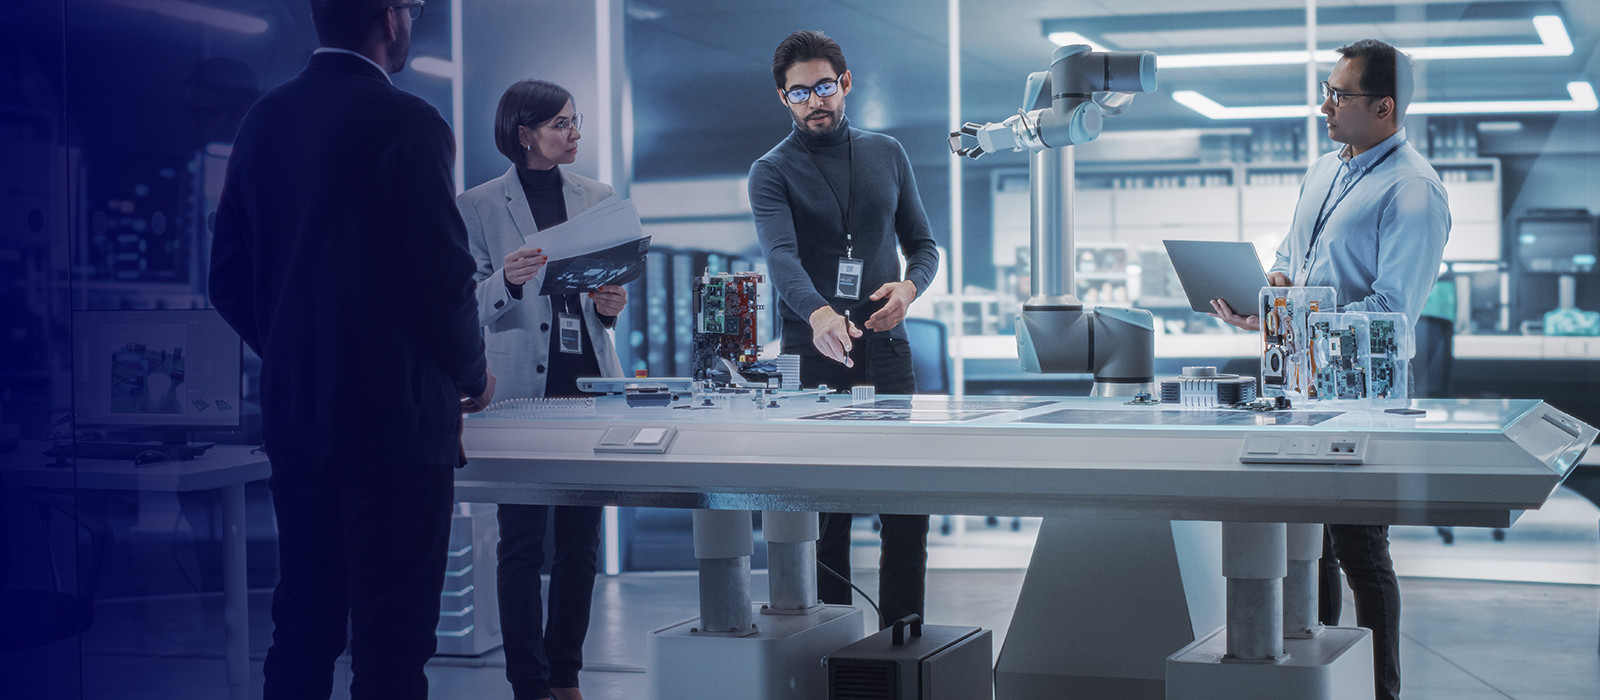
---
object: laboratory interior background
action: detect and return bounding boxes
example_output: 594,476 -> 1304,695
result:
2,0 -> 1599,698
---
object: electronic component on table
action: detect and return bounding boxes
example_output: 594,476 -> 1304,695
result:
1364,312 -> 1409,407
691,271 -> 769,385
1159,366 -> 1257,408
1306,311 -> 1410,408
1310,314 -> 1368,402
1260,286 -> 1334,401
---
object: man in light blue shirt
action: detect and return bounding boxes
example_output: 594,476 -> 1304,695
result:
1212,39 -> 1449,700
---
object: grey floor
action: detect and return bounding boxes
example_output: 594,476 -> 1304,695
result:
55,489 -> 1600,699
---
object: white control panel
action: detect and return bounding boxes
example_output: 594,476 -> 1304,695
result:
1239,433 -> 1369,465
594,426 -> 678,454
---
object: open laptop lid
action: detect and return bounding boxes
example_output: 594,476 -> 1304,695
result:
1162,240 -> 1271,314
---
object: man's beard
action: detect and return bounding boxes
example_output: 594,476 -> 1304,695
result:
385,34 -> 411,74
793,102 -> 845,136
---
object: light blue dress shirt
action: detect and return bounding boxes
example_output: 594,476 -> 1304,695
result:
1270,127 -> 1451,337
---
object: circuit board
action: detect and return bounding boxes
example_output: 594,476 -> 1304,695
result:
1311,319 -> 1367,400
691,271 -> 763,381
1368,318 -> 1399,399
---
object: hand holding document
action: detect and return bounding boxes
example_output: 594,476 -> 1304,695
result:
523,195 -> 651,296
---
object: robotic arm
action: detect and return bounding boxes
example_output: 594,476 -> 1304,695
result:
949,45 -> 1160,394
949,45 -> 1156,158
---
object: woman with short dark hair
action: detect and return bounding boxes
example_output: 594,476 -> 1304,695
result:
456,79 -> 627,700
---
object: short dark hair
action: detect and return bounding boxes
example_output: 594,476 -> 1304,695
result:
1336,38 -> 1415,121
310,0 -> 390,50
494,80 -> 575,166
772,30 -> 847,90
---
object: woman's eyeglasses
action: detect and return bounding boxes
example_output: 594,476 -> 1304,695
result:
541,113 -> 583,136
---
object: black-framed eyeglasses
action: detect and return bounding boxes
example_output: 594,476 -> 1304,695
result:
784,77 -> 841,105
1320,80 -> 1380,107
385,1 -> 425,21
538,113 -> 583,136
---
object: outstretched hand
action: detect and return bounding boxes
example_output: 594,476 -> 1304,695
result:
864,280 -> 917,332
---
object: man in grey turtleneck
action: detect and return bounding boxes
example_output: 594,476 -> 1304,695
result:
748,29 -> 940,629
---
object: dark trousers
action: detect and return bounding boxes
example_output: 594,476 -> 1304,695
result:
262,446 -> 455,700
1319,524 -> 1402,700
497,504 -> 602,699
790,337 -> 929,628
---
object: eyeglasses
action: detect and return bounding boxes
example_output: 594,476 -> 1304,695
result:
386,1 -> 425,21
540,113 -> 583,136
784,77 -> 841,105
1320,80 -> 1379,107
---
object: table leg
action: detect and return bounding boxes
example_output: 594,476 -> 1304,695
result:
221,483 -> 249,686
691,509 -> 756,636
1221,522 -> 1286,662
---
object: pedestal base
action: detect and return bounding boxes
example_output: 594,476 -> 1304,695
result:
647,604 -> 864,699
1166,625 -> 1374,700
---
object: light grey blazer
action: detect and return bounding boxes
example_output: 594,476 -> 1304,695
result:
457,166 -> 625,401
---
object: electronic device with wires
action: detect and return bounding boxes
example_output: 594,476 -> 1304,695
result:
691,271 -> 772,385
1308,311 -> 1410,408
1260,286 -> 1334,400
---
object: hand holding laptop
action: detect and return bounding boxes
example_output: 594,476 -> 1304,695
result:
1209,271 -> 1291,331
1162,239 -> 1294,332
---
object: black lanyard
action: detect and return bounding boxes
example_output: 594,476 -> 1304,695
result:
799,129 -> 856,258
1305,142 -> 1401,263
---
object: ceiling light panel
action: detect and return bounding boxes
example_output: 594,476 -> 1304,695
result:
1172,81 -> 1597,119
1043,2 -> 1573,68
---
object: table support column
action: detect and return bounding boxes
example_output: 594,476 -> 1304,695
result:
1221,522 -> 1286,663
1284,523 -> 1325,639
691,509 -> 756,636
761,511 -> 820,613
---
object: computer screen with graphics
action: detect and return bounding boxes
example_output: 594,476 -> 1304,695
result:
72,309 -> 243,431
1518,216 -> 1597,274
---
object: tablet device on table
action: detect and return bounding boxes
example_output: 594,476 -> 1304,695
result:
1162,239 -> 1271,315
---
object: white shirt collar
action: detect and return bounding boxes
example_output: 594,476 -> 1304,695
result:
312,47 -> 393,85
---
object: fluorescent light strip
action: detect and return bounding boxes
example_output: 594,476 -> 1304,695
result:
1062,15 -> 1570,69
409,56 -> 460,80
1173,81 -> 1597,120
104,0 -> 268,35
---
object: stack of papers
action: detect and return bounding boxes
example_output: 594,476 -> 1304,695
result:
524,195 -> 651,296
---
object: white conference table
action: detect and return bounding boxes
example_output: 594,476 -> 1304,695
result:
457,393 -> 1594,697
0,442 -> 270,688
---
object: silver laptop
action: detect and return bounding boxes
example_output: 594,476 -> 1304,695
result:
1162,240 -> 1271,315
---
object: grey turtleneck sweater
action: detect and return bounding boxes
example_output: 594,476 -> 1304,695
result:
748,117 -> 940,348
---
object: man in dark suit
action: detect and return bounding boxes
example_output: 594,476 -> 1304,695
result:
209,2 -> 493,698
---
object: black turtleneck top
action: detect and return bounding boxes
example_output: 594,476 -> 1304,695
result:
747,117 -> 940,349
514,165 -> 598,398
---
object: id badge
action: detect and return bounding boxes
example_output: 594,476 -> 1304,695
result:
557,312 -> 583,355
835,257 -> 864,300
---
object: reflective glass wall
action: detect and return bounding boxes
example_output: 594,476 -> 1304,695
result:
2,1 -> 1596,697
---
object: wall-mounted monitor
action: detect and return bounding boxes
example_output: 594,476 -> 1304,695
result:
1517,215 -> 1597,274
71,309 -> 242,432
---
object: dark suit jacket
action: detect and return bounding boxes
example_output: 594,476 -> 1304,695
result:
210,51 -> 487,467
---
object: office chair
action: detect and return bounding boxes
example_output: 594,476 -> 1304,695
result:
0,496 -> 113,653
904,317 -> 951,395
900,319 -> 1021,534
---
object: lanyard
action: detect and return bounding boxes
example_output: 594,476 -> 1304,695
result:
1305,142 -> 1401,263
799,129 -> 856,258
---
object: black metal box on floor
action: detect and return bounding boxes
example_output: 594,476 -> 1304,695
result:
825,617 -> 993,700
